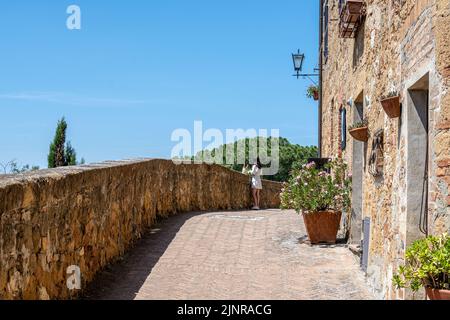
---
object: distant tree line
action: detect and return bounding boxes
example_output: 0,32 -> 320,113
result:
191,137 -> 318,182
0,160 -> 40,175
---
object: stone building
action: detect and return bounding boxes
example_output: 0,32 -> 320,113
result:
318,0 -> 450,299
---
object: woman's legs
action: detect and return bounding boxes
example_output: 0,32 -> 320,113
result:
256,190 -> 261,208
252,188 -> 258,208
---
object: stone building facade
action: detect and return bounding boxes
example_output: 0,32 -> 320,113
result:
319,0 -> 450,299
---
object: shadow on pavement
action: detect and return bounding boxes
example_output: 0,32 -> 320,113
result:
82,211 -> 203,300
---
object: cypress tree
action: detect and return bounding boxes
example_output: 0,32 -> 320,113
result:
65,141 -> 77,166
48,117 -> 79,168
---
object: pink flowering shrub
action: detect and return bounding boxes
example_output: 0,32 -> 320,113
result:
280,158 -> 352,213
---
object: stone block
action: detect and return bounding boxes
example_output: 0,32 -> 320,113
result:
437,158 -> 450,168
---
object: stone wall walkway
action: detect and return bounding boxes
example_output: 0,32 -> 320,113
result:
84,209 -> 375,300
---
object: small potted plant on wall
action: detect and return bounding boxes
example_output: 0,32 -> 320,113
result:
348,118 -> 369,142
393,234 -> 450,300
306,85 -> 320,101
381,91 -> 401,118
280,158 -> 352,244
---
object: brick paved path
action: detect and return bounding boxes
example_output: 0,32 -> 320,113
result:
84,209 -> 375,300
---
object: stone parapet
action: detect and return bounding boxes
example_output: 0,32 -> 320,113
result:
0,159 -> 282,299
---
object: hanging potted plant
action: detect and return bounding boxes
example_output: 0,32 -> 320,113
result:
348,118 -> 369,142
306,85 -> 320,101
394,234 -> 450,300
280,158 -> 352,244
381,91 -> 401,118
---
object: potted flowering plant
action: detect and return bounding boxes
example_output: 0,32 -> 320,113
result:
348,118 -> 369,142
306,85 -> 320,101
393,234 -> 450,300
280,158 -> 352,244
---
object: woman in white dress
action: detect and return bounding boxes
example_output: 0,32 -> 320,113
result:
251,157 -> 263,210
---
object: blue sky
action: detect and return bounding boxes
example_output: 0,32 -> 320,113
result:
0,1 -> 319,169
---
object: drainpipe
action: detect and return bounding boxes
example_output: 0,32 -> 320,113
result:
318,0 -> 324,158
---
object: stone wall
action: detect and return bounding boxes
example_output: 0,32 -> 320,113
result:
0,159 -> 282,300
321,0 -> 449,299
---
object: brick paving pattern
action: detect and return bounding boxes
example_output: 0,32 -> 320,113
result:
84,209 -> 375,300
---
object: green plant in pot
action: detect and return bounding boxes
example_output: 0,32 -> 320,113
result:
393,234 -> 450,300
348,118 -> 369,142
306,85 -> 320,101
280,158 -> 352,244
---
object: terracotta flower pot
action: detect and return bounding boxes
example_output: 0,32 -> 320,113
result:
381,96 -> 401,118
349,127 -> 369,142
313,91 -> 319,101
426,288 -> 450,300
302,211 -> 342,245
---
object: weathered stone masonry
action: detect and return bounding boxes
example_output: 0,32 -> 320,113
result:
320,0 -> 449,299
0,159 -> 282,300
